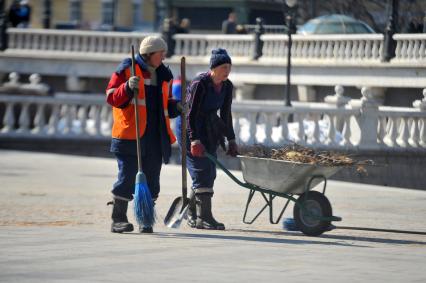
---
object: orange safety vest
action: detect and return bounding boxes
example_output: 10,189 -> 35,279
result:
111,65 -> 176,144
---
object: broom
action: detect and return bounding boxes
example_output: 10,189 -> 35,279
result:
131,45 -> 155,228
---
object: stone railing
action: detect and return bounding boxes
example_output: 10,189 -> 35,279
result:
0,94 -> 111,139
1,87 -> 425,150
173,34 -> 254,58
4,28 -> 426,62
394,34 -> 426,62
244,24 -> 287,34
6,28 -> 156,54
260,34 -> 384,62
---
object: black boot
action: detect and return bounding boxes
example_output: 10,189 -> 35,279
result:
187,192 -> 197,228
108,199 -> 134,233
195,193 -> 225,230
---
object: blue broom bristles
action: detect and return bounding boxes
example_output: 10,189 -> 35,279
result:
134,172 -> 156,227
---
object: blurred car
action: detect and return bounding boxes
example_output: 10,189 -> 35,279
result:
297,14 -> 375,35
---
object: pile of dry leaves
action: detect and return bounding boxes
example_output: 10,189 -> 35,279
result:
241,144 -> 374,173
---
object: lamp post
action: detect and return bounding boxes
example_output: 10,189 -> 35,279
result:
42,0 -> 51,29
382,0 -> 399,62
284,0 -> 298,107
0,0 -> 7,50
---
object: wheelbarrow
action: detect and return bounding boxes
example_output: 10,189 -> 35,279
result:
205,153 -> 343,236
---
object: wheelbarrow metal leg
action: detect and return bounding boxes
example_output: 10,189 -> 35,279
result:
242,190 -> 270,225
268,193 -> 292,224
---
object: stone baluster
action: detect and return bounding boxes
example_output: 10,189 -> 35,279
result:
94,106 -> 102,136
295,113 -> 304,144
344,40 -> 352,60
48,34 -> 55,50
400,40 -> 408,60
351,40 -> 358,59
77,105 -> 88,135
306,113 -> 320,145
324,114 -> 336,146
408,117 -> 420,147
377,116 -> 387,145
358,40 -> 365,59
372,40 -> 380,59
32,104 -> 47,134
365,40 -> 372,59
263,113 -> 274,146
17,102 -> 30,133
200,39 -> 207,56
396,116 -> 409,147
280,113 -> 289,142
413,89 -> 426,147
339,115 -> 352,146
65,35 -> 73,52
60,105 -> 72,135
383,116 -> 398,147
233,113 -> 241,143
247,113 -> 257,144
100,105 -> 110,136
47,104 -> 60,135
419,40 -> 425,61
353,87 -> 380,149
324,85 -> 350,132
1,102 -> 15,133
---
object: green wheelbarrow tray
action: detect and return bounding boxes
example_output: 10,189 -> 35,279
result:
205,153 -> 343,236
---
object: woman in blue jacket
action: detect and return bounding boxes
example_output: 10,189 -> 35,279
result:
178,48 -> 238,230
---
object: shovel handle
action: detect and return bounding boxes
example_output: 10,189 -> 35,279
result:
181,57 -> 187,199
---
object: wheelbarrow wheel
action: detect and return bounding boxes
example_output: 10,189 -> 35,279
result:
293,191 -> 332,236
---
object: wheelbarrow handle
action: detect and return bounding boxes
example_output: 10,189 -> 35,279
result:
204,153 -> 254,190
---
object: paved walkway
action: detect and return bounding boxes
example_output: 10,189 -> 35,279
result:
0,150 -> 425,282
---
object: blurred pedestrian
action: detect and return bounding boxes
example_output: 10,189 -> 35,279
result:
222,12 -> 237,34
176,18 -> 191,34
8,0 -> 31,28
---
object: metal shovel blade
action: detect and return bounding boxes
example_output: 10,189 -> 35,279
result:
164,196 -> 189,228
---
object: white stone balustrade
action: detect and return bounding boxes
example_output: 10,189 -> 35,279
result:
261,34 -> 384,62
2,90 -> 425,150
6,28 -> 425,62
394,34 -> 426,61
0,94 -> 111,139
173,34 -> 254,58
7,28 -> 156,54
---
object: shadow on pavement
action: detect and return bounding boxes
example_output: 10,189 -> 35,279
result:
232,228 -> 426,246
151,231 -> 366,247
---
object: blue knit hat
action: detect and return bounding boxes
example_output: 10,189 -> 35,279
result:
209,48 -> 232,69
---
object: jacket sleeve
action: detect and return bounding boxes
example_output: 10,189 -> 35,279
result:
187,80 -> 205,141
220,81 -> 236,141
106,69 -> 134,108
167,80 -> 181,119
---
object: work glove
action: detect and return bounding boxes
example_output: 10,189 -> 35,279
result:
176,101 -> 187,114
226,139 -> 239,157
127,76 -> 140,92
190,140 -> 205,157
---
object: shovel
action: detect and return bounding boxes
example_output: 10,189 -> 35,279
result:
164,56 -> 190,228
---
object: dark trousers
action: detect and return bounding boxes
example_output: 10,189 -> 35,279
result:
112,149 -> 162,201
176,121 -> 217,194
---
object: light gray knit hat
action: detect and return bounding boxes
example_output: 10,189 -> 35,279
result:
139,36 -> 167,55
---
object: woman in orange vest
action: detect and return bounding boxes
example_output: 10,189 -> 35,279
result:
106,36 -> 182,234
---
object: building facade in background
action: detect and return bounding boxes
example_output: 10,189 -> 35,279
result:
4,0 -> 156,31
